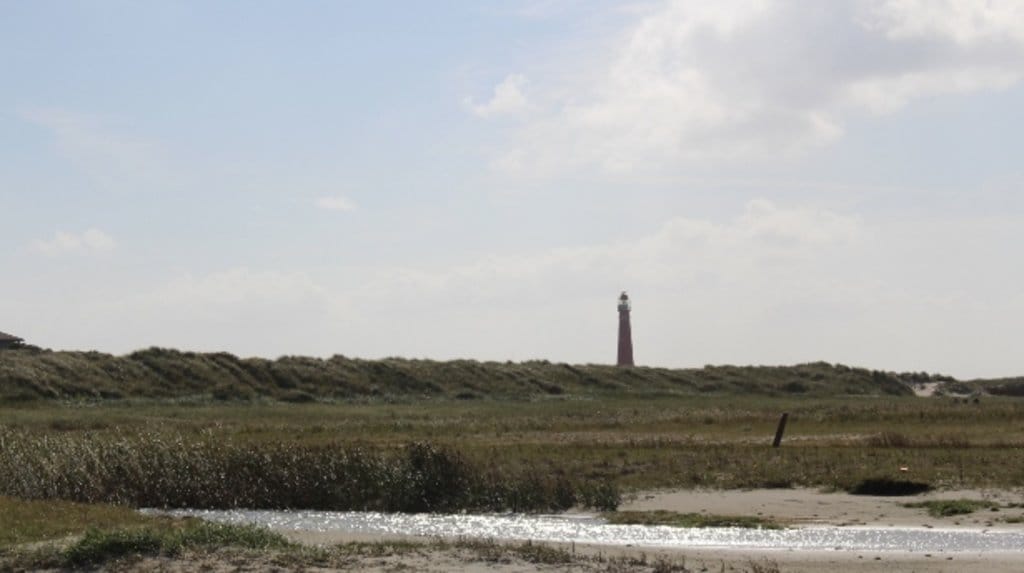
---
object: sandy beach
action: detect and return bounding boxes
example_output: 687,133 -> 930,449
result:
621,487 -> 1024,529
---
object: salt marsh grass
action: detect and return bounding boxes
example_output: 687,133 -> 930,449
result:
0,429 -> 619,512
3,395 -> 1024,513
3,388 -> 1024,519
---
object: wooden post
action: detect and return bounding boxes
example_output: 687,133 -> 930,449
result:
772,413 -> 789,448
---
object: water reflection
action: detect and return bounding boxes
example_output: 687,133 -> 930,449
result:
150,509 -> 1024,553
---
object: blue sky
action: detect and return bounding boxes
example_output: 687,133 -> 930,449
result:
3,1 -> 1024,378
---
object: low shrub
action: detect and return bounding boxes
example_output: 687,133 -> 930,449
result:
864,431 -> 912,448
988,381 -> 1024,397
579,479 -> 621,511
847,478 -> 931,496
61,522 -> 291,566
903,499 -> 999,517
63,528 -> 163,566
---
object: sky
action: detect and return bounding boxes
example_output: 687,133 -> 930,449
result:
2,0 -> 1024,379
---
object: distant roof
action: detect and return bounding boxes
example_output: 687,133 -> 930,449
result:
0,331 -> 23,342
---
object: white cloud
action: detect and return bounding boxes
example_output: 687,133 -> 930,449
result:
734,199 -> 864,245
349,200 -> 864,306
149,268 -> 330,308
13,203 -> 1024,377
68,200 -> 859,358
315,195 -> 357,212
844,67 -> 1021,114
866,0 -> 1024,44
466,74 -> 530,118
328,202 -> 1024,378
485,0 -> 1024,175
91,267 -> 348,356
20,107 -> 166,192
33,228 -> 116,256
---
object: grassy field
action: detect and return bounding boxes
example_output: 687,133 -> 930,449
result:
3,351 -> 1023,567
0,496 -> 159,547
3,394 -> 1023,506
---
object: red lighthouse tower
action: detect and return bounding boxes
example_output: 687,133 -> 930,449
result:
617,291 -> 634,367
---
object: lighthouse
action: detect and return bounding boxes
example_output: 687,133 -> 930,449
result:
617,291 -> 634,367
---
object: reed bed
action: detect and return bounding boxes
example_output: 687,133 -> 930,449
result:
0,428 -> 619,513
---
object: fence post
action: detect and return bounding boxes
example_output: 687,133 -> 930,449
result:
772,413 -> 789,448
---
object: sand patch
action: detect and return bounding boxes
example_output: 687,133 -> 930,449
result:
620,487 -> 1024,529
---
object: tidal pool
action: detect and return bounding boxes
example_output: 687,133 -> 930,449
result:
147,509 -> 1024,553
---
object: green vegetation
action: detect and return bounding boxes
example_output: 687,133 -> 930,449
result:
977,378 -> 1024,397
847,478 -> 932,496
605,510 -> 782,529
463,538 -> 574,565
0,346 -> 918,402
327,538 -> 700,572
0,496 -> 159,547
745,559 -> 783,573
3,394 -> 1024,514
0,433 -> 619,512
62,521 -> 291,566
3,530 -> 707,572
903,498 -> 1000,517
3,520 -> 291,569
3,347 -> 1024,567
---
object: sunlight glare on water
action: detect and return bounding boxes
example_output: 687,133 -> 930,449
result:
147,509 -> 1024,553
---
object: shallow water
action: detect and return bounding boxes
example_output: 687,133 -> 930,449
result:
148,509 -> 1024,553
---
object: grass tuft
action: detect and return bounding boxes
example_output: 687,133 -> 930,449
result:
57,522 -> 292,566
456,538 -> 575,565
605,510 -> 783,529
745,558 -> 783,573
63,527 -> 164,565
903,498 -> 999,517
